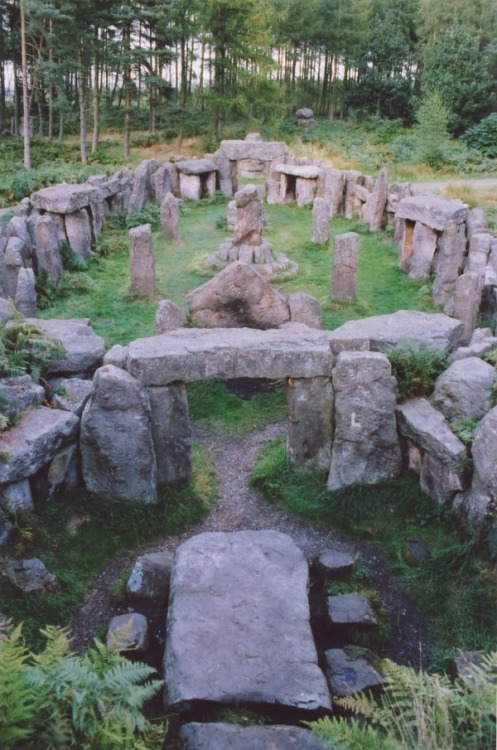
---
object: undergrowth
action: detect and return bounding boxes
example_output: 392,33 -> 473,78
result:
387,342 -> 449,401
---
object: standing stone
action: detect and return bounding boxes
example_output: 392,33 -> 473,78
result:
2,237 -> 24,299
233,185 -> 264,245
80,364 -> 158,502
286,376 -> 333,471
432,220 -> 467,306
295,176 -> 316,206
467,232 -> 492,275
32,213 -> 64,283
362,167 -> 388,231
408,222 -> 439,279
147,384 -> 192,484
432,357 -> 496,423
312,198 -> 330,244
127,159 -> 160,214
160,193 -> 181,240
444,272 -> 483,345
466,208 -> 488,242
317,168 -> 345,217
288,292 -> 322,329
155,299 -> 187,334
64,208 -> 93,261
129,224 -> 156,296
14,267 -> 36,317
331,232 -> 359,302
154,164 -> 172,203
327,351 -> 401,490
344,170 -> 363,219
164,530 -> 331,713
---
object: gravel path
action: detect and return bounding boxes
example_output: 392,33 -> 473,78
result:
71,421 -> 430,668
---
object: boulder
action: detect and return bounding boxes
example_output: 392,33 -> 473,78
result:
288,292 -> 321,329
0,375 -> 45,417
313,550 -> 355,580
396,398 -> 466,470
31,183 -> 103,213
64,208 -> 93,261
179,723 -> 327,750
444,272 -> 484,346
0,479 -> 34,513
23,318 -> 106,375
432,220 -> 467,306
1,557 -> 57,593
327,352 -> 401,490
51,378 -> 93,416
106,612 -> 149,653
324,648 -> 383,697
327,593 -> 377,627
147,384 -> 192,484
466,208 -> 488,241
164,530 -> 331,713
432,357 -> 496,423
126,550 -> 174,606
451,328 -> 497,361
155,299 -> 187,334
80,365 -> 157,503
187,262 -> 290,330
467,233 -> 492,275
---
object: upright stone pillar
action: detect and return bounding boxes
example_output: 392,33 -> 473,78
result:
444,271 -> 484,345
432,220 -> 467,306
14,267 -> 37,317
362,167 -> 388,231
129,223 -> 156,296
286,376 -> 333,471
331,232 -> 359,302
147,384 -> 192,484
160,193 -> 181,240
312,198 -> 330,244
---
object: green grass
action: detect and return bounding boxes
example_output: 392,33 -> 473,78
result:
0,444 -> 217,650
250,437 -> 497,667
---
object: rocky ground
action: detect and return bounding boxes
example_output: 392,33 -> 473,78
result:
70,419 -> 430,670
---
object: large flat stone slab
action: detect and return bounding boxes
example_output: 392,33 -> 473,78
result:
179,723 -> 327,749
329,311 -> 464,353
276,164 -> 322,179
176,159 -> 218,175
216,140 -> 286,161
396,398 -> 466,469
31,183 -> 103,213
126,327 -> 334,385
23,318 -> 106,375
164,530 -> 331,713
396,195 -> 468,231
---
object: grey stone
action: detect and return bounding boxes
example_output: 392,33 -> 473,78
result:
41,443 -> 79,502
432,220 -> 467,306
80,365 -> 157,503
396,398 -> 466,470
127,326 -> 334,386
52,378 -> 93,416
419,451 -> 467,504
154,164 -> 172,203
452,328 -> 497,361
344,170 -> 363,219
179,173 -> 202,200
3,236 -> 25,299
317,168 -> 345,217
432,357 -> 496,423
160,193 -> 181,240
296,176 -> 317,206
164,530 -> 331,713
127,159 -> 160,214
327,593 -> 377,627
176,158 -> 218,176
286,376 -> 333,471
23,318 -> 106,375
313,550 -> 355,579
327,352 -> 401,490
216,139 -> 286,163
155,299 -> 187,334
466,208 -> 488,241
275,164 -> 322,180
296,107 -> 314,119
31,183 -> 103,213
106,612 -> 149,653
0,479 -> 34,513
32,214 -> 64,283
0,375 -> 44,417
444,272 -> 483,345
227,200 -> 236,230
179,723 -> 327,750
147,384 -> 192,484
0,407 -> 79,484
214,155 -> 237,198
126,550 -> 174,606
396,195 -> 468,231
362,167 -> 388,231
329,311 -> 464,353
409,222 -> 438,279
288,292 -> 321,329
331,232 -> 359,302
233,185 -> 264,245
1,558 -> 57,593
324,648 -> 383,697
0,299 -> 14,323
312,197 -> 330,244
452,651 -> 485,687
103,344 -> 128,369
64,208 -> 93,261
0,509 -> 12,547
187,262 -> 290,330
129,224 -> 156,297
467,233 -> 492,276
14,267 -> 36,317
404,538 -> 431,565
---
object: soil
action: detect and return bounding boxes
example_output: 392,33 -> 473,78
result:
70,419 -> 431,670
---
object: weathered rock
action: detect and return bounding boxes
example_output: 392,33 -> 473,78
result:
126,550 -> 174,606
329,311 -> 464,354
344,171 -> 363,219
216,139 -> 286,163
451,327 -> 497,361
31,183 -> 103,213
1,558 -> 57,593
0,407 -> 79,484
14,267 -> 36,317
327,352 -> 401,490
288,292 -> 321,329
33,442 -> 79,502
419,452 -> 467,504
155,299 -> 187,334
324,648 -> 383,697
362,167 -> 388,231
331,232 -> 359,302
23,318 -> 106,375
32,214 -> 64,283
432,220 -> 467,305
160,193 -> 181,240
127,159 -> 160,214
80,365 -> 157,503
165,530 -> 331,713
0,375 -> 44,417
154,164 -> 173,203
286,376 -> 333,471
466,208 -> 488,241
0,509 -> 12,547
179,723 -> 327,750
452,651 -> 485,687
129,224 -> 156,297
3,236 -> 24,299
0,479 -> 34,513
147,384 -> 192,484
312,198 -> 330,244
0,298 -> 14,323
51,378 -> 93,416
187,262 -> 290,330
403,538 -> 431,566
327,594 -> 377,627
178,173 -> 202,201
396,195 -> 468,231
317,168 -> 345,217
103,344 -> 128,369
396,398 -> 466,470
64,208 -> 93,261
467,232 -> 492,276
313,550 -> 355,580
408,222 -> 438,279
106,612 -> 149,653
432,357 -> 496,423
444,272 -> 484,345
127,326 -> 334,385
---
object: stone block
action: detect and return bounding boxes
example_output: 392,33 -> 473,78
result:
106,612 -> 149,653
324,648 -> 383,696
432,357 -> 496,423
126,550 -> 174,606
155,299 -> 187,334
396,398 -> 466,470
312,197 -> 330,244
23,318 -> 106,375
160,193 -> 181,240
362,167 -> 388,231
14,267 -> 36,317
331,232 -> 359,302
147,383 -> 192,484
327,593 -> 377,627
52,378 -> 93,416
1,558 -> 57,593
444,272 -> 483,345
129,224 -> 156,297
179,723 -> 327,750
286,376 -> 333,471
31,183 -> 103,213
64,208 -> 93,261
396,195 -> 468,231
0,478 -> 34,513
288,292 -> 321,329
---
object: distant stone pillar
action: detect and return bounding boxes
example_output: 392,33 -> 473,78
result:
15,267 -> 37,317
129,223 -> 156,296
160,193 -> 181,240
444,271 -> 483,345
286,376 -> 334,471
312,198 -> 330,244
331,232 -> 359,302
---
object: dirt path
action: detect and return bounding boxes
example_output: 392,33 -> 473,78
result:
412,177 -> 497,194
70,421 -> 430,668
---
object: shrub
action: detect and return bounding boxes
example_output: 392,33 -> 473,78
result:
126,204 -> 160,232
462,113 -> 497,157
0,321 -> 64,380
451,418 -> 481,446
387,341 -> 449,401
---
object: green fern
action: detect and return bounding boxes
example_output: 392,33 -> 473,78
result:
0,322 -> 64,380
0,624 -> 39,748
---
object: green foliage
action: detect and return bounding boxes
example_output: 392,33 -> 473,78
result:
387,341 -> 449,401
0,321 -> 64,380
463,114 -> 497,157
451,418 -> 481,446
126,205 -> 161,232
59,240 -> 89,272
308,653 -> 497,750
0,623 -> 166,749
414,93 -> 453,168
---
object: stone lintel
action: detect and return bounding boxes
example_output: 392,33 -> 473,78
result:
31,183 -> 104,213
175,159 -> 218,175
275,164 -> 322,179
396,195 -> 468,231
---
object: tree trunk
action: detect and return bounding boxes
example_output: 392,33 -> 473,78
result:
20,0 -> 31,169
78,47 -> 88,165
